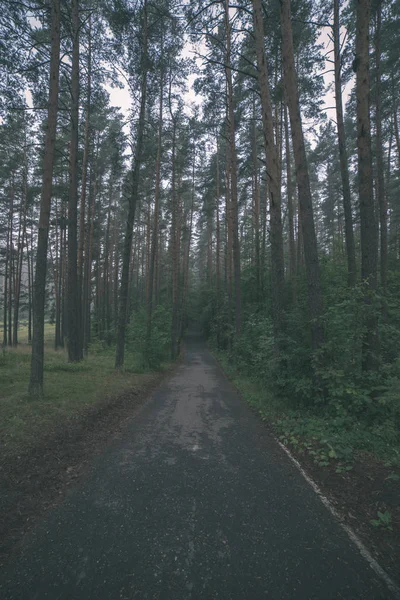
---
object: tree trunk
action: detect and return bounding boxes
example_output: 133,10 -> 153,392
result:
224,0 -> 242,337
29,0 -> 61,396
14,160 -> 29,346
146,61 -> 163,350
253,0 -> 285,339
67,0 -> 81,362
374,1 -> 387,295
355,0 -> 379,371
170,119 -> 180,360
3,209 -> 9,347
115,0 -> 148,368
281,0 -> 325,352
333,0 -> 356,287
8,179 -> 14,346
284,102 -> 296,303
78,13 -> 92,349
251,98 -> 261,300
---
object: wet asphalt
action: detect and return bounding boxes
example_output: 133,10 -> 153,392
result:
0,333 -> 395,599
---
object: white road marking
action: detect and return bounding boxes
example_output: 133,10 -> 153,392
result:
276,439 -> 400,600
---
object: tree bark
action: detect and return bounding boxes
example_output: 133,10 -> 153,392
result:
29,0 -> 61,396
115,0 -> 148,368
333,0 -> 357,287
67,0 -> 81,362
284,102 -> 296,303
170,118 -> 180,360
224,0 -> 242,337
280,0 -> 325,352
355,0 -> 379,371
253,0 -> 285,340
78,13 -> 92,349
146,60 -> 163,350
374,1 -> 387,295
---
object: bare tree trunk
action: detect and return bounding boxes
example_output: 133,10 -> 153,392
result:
27,240 -> 32,344
170,118 -> 180,360
83,160 -> 98,353
29,0 -> 61,396
394,106 -> 400,167
374,1 -> 387,295
333,0 -> 357,287
115,0 -> 148,368
251,98 -> 261,300
147,60 -> 163,349
3,209 -> 9,347
224,0 -> 242,337
67,0 -> 81,361
355,0 -> 379,371
284,102 -> 296,303
281,0 -> 324,353
253,0 -> 285,339
54,195 -> 62,348
215,137 -> 221,346
180,151 -> 195,338
78,13 -> 92,348
8,180 -> 14,346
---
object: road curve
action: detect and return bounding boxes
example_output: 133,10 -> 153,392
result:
0,333 -> 394,599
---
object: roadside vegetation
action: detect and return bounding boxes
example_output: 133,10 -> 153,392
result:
0,321 -> 172,459
199,261 -> 400,471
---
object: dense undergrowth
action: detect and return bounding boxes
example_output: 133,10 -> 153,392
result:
197,258 -> 400,468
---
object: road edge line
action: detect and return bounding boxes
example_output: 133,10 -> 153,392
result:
276,439 -> 400,600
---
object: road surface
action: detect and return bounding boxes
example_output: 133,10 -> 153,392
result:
0,334 -> 395,599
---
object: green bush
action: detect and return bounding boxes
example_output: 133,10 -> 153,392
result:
127,305 -> 171,369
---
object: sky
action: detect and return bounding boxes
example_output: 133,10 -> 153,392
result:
107,25 -> 353,134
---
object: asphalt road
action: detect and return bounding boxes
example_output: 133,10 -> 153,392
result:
0,334 -> 395,599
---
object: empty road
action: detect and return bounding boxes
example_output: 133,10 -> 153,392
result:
0,334 -> 395,599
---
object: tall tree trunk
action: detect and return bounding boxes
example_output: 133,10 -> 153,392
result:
224,0 -> 242,337
115,0 -> 148,368
83,161 -> 98,353
78,13 -> 92,349
67,0 -> 81,362
251,99 -> 261,300
27,241 -> 32,344
170,118 -> 180,360
253,0 -> 285,340
281,0 -> 325,353
3,210 -> 9,347
284,102 -> 296,303
394,107 -> 400,167
374,1 -> 387,295
8,179 -> 14,346
14,170 -> 28,346
333,0 -> 357,287
54,195 -> 62,348
215,137 -> 221,346
146,60 -> 163,350
29,0 -> 61,396
180,153 -> 195,339
355,0 -> 379,371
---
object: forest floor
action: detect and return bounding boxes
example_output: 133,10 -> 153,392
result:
0,325 -> 173,562
214,351 -> 400,588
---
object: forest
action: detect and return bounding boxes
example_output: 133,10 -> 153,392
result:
1,0 -> 400,507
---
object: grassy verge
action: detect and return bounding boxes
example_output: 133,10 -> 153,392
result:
214,350 -> 400,471
0,324 -> 169,457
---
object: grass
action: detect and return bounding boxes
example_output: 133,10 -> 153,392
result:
0,324 -> 169,456
214,350 -> 400,469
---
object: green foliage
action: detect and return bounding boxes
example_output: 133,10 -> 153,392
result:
127,305 -> 172,370
204,253 -> 400,469
370,510 -> 393,531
